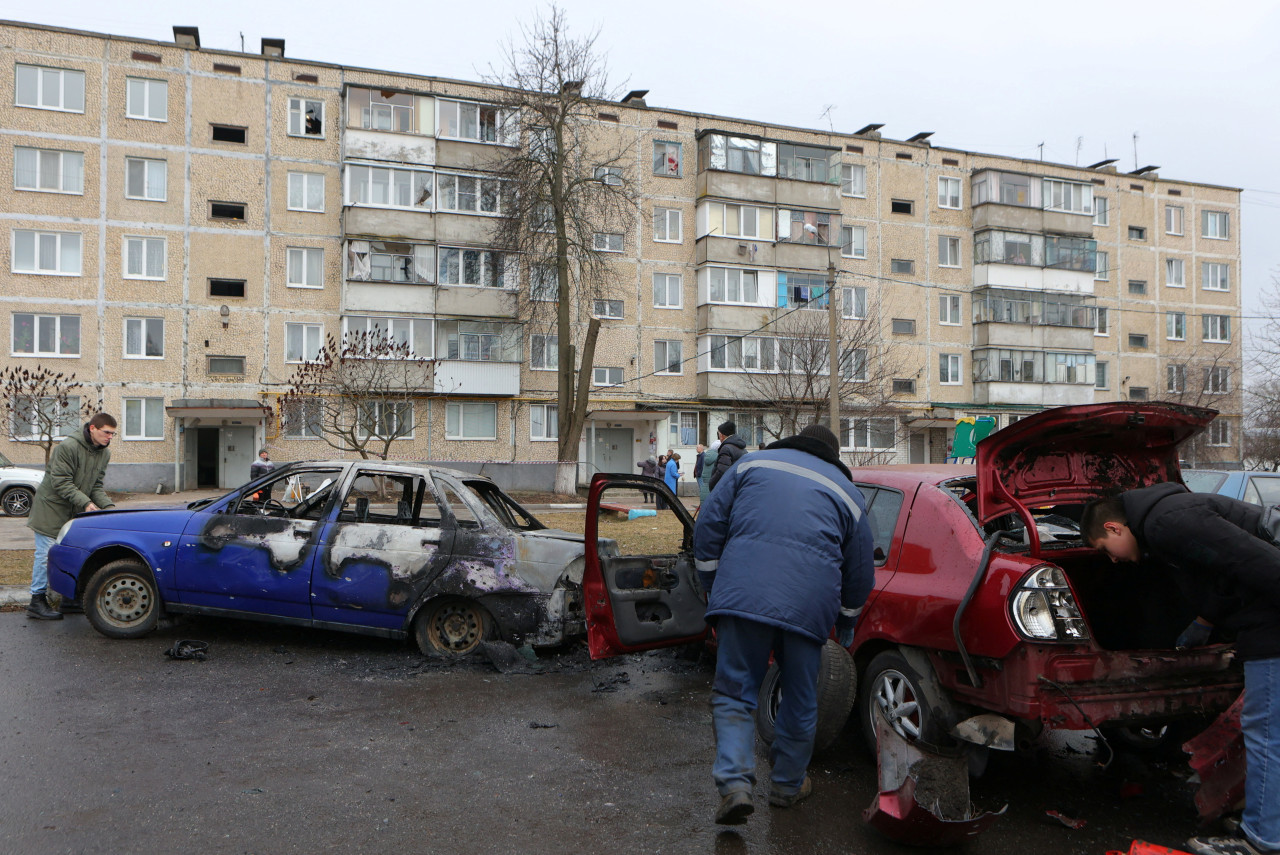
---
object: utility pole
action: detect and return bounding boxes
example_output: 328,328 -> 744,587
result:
828,258 -> 840,437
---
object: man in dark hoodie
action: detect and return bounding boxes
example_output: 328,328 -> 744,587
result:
1082,484 -> 1280,855
26,413 -> 117,619
694,423 -> 874,825
707,420 -> 746,492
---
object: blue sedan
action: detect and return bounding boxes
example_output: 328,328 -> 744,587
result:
1183,469 -> 1280,507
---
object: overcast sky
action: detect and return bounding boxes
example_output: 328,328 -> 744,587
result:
6,0 -> 1280,346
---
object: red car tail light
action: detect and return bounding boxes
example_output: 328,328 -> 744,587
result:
1009,565 -> 1089,642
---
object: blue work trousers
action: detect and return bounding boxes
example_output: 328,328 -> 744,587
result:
1243,656 -> 1280,851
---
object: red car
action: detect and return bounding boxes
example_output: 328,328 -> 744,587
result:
582,402 -> 1242,755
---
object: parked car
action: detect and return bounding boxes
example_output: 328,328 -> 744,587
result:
1183,468 -> 1280,507
0,450 -> 43,516
49,461 -> 614,654
583,402 -> 1243,756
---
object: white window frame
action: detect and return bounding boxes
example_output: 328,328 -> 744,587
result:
437,99 -> 514,145
593,367 -> 623,387
1166,312 -> 1186,341
653,273 -> 682,309
1166,257 -> 1185,288
937,176 -> 961,209
707,267 -> 761,306
1202,314 -> 1231,343
843,286 -> 867,320
1205,366 -> 1231,394
654,339 -> 683,375
1093,196 -> 1109,226
1094,250 -> 1109,281
342,315 -> 433,358
938,235 -> 961,268
438,247 -> 508,288
1095,307 -> 1109,337
841,417 -> 895,451
12,229 -> 81,276
357,401 -> 415,441
841,224 -> 867,259
12,312 -> 80,357
592,299 -> 623,319
841,347 -> 868,382
1165,204 -> 1184,236
653,140 -> 681,177
126,77 -> 167,122
446,401 -> 493,440
122,397 -> 165,440
285,322 -> 323,363
594,166 -> 622,186
1202,211 -> 1230,240
15,64 -> 85,113
123,317 -> 164,359
593,232 -> 623,253
1202,262 -> 1230,292
939,353 -> 962,385
653,207 -> 682,243
288,97 -> 324,138
286,247 -> 324,289
123,236 -> 166,280
1208,418 -> 1231,447
281,398 -> 322,439
530,265 -> 557,302
530,404 -> 557,442
1043,178 -> 1092,214
287,171 -> 325,212
704,202 -> 766,239
125,157 -> 166,202
345,163 -> 433,211
841,163 -> 866,197
530,334 -> 558,371
1095,361 -> 1109,390
1167,364 -> 1186,394
939,295 -> 961,325
14,147 -> 84,194
437,172 -> 503,215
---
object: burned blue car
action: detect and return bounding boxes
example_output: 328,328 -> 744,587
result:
48,461 -> 606,655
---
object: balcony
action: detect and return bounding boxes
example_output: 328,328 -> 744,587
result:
971,347 -> 1097,407
971,169 -> 1095,237
433,360 -> 520,396
972,287 -> 1097,350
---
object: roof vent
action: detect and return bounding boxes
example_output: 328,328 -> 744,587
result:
907,131 -> 934,144
621,89 -> 649,106
1088,158 -> 1118,170
1129,165 -> 1161,177
854,123 -> 884,138
261,38 -> 285,57
173,26 -> 200,49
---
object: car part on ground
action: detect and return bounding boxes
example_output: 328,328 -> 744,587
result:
2,485 -> 34,516
164,639 -> 209,661
84,558 -> 159,639
1184,694 -> 1246,824
754,639 -> 857,753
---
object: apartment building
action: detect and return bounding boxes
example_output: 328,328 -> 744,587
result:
0,21 -> 1244,491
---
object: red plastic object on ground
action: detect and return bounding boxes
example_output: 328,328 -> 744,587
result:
1183,694 -> 1246,823
1108,841 -> 1193,855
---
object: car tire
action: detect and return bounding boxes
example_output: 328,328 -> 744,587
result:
84,559 -> 160,640
755,639 -> 858,753
859,649 -> 955,754
1,486 -> 34,517
414,598 -> 493,657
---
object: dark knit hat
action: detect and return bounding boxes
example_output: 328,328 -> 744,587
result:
718,420 -> 736,437
799,423 -> 840,454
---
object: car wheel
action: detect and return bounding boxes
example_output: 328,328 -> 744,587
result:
1,486 -> 34,517
84,559 -> 160,639
414,598 -> 493,657
859,649 -> 953,754
755,639 -> 858,753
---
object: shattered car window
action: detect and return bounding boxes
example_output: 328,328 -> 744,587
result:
239,468 -> 340,519
461,479 -> 544,531
339,472 -> 424,525
436,481 -> 480,528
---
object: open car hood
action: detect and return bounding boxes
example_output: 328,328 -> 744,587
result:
976,402 -> 1216,525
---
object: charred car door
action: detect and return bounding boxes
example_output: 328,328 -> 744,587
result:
583,473 -> 707,659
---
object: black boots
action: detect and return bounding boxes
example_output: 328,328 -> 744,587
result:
26,592 -> 63,621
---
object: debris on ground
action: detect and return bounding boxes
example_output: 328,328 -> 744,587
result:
1107,841 -> 1194,855
481,640 -> 542,674
163,639 -> 209,661
591,671 -> 630,693
528,721 -> 558,729
1045,809 -> 1087,829
1183,693 -> 1245,824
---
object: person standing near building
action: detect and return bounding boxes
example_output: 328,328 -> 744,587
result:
664,451 -> 681,500
698,440 -> 720,506
637,455 -> 659,504
1083,484 -> 1280,855
707,421 -> 746,492
26,413 -> 117,620
249,448 -> 275,481
695,424 -> 874,824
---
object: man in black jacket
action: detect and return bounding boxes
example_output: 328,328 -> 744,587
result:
707,421 -> 746,492
1082,483 -> 1280,855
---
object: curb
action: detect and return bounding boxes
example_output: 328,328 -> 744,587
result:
0,585 -> 28,606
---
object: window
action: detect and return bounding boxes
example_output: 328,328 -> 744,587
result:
1043,179 -> 1092,214
1128,225 -> 1147,241
438,248 -> 507,288
530,265 -> 557,302
1166,311 -> 1185,341
351,241 -> 429,284
593,367 -> 623,387
11,395 -> 79,440
123,398 -> 164,440
1202,314 -> 1231,343
343,315 -> 433,358
1094,250 -> 1109,281
777,210 -> 834,246
708,267 -> 759,305
207,356 -> 245,375
356,402 -> 414,440
348,87 -> 415,133
1129,386 -> 1149,402
593,232 -> 623,252
704,202 -> 769,239
939,295 -> 961,325
1205,366 -> 1230,394
653,273 -> 682,308
892,379 -> 916,395
438,173 -> 502,214
843,286 -> 867,320
1095,307 -> 1109,336
1166,258 -> 1185,287
594,166 -> 622,186
1167,364 -> 1186,394
891,259 -> 915,275
775,143 -> 835,182
1095,361 -> 1108,390
287,247 -> 324,288
841,164 -> 866,197
530,334 -> 558,370
346,164 -> 433,210
530,404 -> 557,441
1128,333 -> 1148,349
14,147 -> 84,194
1166,205 -> 1183,235
15,64 -> 85,112
210,202 -> 246,221
667,411 -> 699,447
12,230 -> 81,275
593,299 -> 623,319
842,417 -> 895,450
124,236 -> 165,279
655,340 -> 683,375
890,199 -> 914,215
287,172 -> 325,212
1202,211 -> 1230,239
13,313 -> 79,356
841,225 -> 867,259
211,125 -> 247,144
124,157 -> 166,201
938,235 -> 960,267
124,317 -> 163,358
653,207 -> 682,243
209,278 -> 246,298
285,323 -> 323,363
1202,262 -> 1230,292
1208,418 -> 1231,446
1093,196 -> 1109,226
438,99 -> 512,144
126,77 -> 167,121
891,318 -> 916,335
1128,280 -> 1147,295
653,141 -> 681,177
281,398 -> 322,439
939,353 -> 961,385
938,176 -> 961,209
839,348 -> 868,382
288,97 -> 323,137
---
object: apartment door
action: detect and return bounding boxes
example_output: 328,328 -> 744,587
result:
592,428 -> 634,476
909,432 -> 926,464
220,426 -> 255,489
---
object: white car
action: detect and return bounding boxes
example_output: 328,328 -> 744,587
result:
0,451 -> 43,517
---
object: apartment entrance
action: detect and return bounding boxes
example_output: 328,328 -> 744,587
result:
591,428 -> 634,476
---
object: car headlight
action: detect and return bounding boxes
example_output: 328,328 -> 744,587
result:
55,518 -> 77,545
1010,565 -> 1089,642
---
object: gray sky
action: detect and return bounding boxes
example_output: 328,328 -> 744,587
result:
7,0 -> 1280,344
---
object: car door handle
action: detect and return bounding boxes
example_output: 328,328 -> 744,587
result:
294,528 -> 310,538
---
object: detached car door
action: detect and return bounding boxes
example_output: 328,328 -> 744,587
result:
583,473 -> 707,659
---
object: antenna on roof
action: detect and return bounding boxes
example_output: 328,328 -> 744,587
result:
1133,132 -> 1139,171
1038,142 -> 1044,161
1076,136 -> 1083,166
239,31 -> 245,52
818,104 -> 835,133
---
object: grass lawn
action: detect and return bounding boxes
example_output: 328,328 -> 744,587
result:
538,508 -> 687,555
0,550 -> 32,586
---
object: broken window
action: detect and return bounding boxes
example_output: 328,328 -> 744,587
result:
345,164 -> 433,209
288,97 -> 324,137
347,87 -> 414,133
778,209 -> 834,245
338,473 -> 425,525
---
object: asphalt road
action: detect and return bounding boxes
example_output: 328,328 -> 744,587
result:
0,612 -> 1216,855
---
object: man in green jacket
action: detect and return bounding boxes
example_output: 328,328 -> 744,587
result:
27,413 -> 117,620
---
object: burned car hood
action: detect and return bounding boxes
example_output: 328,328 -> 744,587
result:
975,402 -> 1216,525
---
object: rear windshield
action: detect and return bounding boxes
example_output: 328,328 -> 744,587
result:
1183,470 -> 1228,494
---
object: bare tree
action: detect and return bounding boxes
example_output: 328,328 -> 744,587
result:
277,332 -> 434,461
1158,347 -> 1241,467
1243,380 -> 1280,470
485,5 -> 638,493
0,366 -> 95,465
